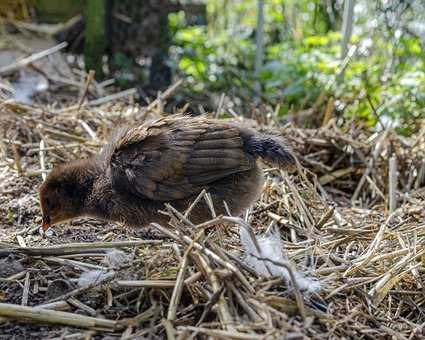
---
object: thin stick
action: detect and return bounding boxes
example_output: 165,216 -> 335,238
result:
195,253 -> 234,330
247,254 -> 306,320
78,120 -> 98,141
46,271 -> 116,303
0,303 -> 118,329
116,280 -> 176,288
184,189 -> 206,218
204,192 -> 217,218
42,127 -> 96,142
389,155 -> 397,213
227,282 -> 261,322
39,139 -> 47,181
11,144 -> 23,174
167,253 -> 189,321
215,93 -> 225,118
0,42 -> 68,75
77,70 -> 96,112
144,80 -> 183,113
68,298 -> 97,316
0,240 -> 163,257
162,318 -> 177,340
43,257 -> 106,271
87,88 -> 137,107
316,206 -> 335,229
352,129 -> 390,204
414,160 -> 425,189
21,272 -> 30,306
57,88 -> 138,113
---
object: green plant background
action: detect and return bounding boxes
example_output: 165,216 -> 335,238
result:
169,0 -> 425,135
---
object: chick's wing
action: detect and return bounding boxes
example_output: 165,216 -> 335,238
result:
108,116 -> 253,201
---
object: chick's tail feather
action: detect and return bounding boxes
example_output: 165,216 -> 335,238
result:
243,130 -> 297,170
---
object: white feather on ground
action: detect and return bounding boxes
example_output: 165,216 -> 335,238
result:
77,269 -> 114,287
240,225 -> 322,294
78,249 -> 134,286
104,249 -> 134,268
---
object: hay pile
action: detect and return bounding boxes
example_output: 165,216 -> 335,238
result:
1,51 -> 425,339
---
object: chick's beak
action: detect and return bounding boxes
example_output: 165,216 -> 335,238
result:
42,215 -> 51,231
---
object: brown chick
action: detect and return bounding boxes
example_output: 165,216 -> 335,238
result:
39,115 -> 296,230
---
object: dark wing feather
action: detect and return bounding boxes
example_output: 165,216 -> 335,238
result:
108,116 -> 253,201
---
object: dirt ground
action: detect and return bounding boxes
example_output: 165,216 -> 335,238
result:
1,38 -> 425,339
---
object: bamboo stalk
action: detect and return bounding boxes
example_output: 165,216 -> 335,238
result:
0,240 -> 162,257
0,303 -> 118,329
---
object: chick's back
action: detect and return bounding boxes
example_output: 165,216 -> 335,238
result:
95,115 -> 295,223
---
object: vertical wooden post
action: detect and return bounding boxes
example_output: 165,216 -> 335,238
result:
341,0 -> 355,60
254,0 -> 265,102
84,0 -> 106,78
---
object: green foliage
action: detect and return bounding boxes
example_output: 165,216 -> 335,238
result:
170,0 -> 425,134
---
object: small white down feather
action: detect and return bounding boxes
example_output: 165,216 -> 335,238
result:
240,225 -> 322,294
78,249 -> 134,287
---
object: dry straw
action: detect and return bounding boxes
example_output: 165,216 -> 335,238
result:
1,51 -> 425,338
